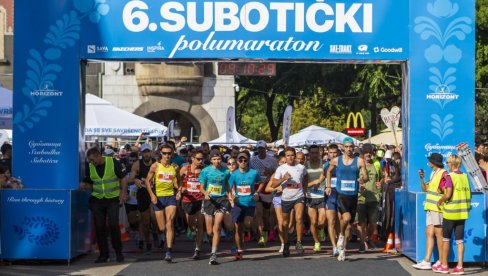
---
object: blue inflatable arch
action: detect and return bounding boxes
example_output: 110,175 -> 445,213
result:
3,0 -> 482,262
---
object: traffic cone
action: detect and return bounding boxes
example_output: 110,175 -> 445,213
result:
394,233 -> 402,252
382,232 -> 394,253
120,224 -> 129,242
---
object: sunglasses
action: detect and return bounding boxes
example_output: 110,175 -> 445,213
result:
161,152 -> 172,156
227,162 -> 237,166
129,159 -> 138,162
238,158 -> 248,163
195,157 -> 204,161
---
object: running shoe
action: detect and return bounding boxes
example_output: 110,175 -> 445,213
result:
268,230 -> 276,242
337,235 -> 345,250
278,244 -> 285,253
164,252 -> 172,263
332,247 -> 339,257
450,266 -> 464,275
412,260 -> 432,270
337,248 -> 346,261
283,243 -> 290,257
358,242 -> 366,253
313,242 -> 321,252
366,239 -> 377,250
432,260 -> 442,271
258,236 -> 266,247
432,265 -> 449,274
318,228 -> 326,242
191,249 -> 200,260
296,241 -> 304,255
209,253 -> 218,265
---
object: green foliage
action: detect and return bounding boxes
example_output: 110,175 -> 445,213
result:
476,0 -> 488,142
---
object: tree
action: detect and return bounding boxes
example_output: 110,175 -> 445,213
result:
476,0 -> 488,142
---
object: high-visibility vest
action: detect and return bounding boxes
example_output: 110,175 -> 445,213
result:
89,157 -> 120,199
424,169 -> 446,212
443,173 -> 471,220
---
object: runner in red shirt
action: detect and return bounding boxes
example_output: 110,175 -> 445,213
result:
179,150 -> 205,260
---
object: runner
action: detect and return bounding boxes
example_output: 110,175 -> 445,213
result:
357,146 -> 382,252
199,149 -> 232,265
128,145 -> 157,252
272,147 -> 308,257
326,137 -> 368,261
250,140 -> 278,247
179,150 -> 206,260
304,145 -> 326,252
145,144 -> 180,262
229,151 -> 263,260
265,156 -> 287,253
309,144 -> 341,256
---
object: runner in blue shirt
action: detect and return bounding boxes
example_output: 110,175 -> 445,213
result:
229,151 -> 262,260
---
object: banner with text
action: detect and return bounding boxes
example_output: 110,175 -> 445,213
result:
79,0 -> 409,60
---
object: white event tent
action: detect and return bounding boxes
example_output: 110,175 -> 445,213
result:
207,132 -> 257,145
85,94 -> 166,138
275,125 -> 358,146
366,128 -> 402,145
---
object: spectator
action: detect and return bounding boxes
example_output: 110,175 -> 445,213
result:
0,143 -> 12,172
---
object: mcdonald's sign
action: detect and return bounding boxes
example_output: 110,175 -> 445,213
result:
346,112 -> 365,136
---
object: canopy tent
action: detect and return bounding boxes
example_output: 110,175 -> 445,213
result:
206,131 -> 257,145
0,86 -> 13,129
366,128 -> 402,145
275,125 -> 358,146
85,94 -> 167,137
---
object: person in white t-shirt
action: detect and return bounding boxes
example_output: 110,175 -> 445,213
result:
250,140 -> 278,247
272,147 -> 308,257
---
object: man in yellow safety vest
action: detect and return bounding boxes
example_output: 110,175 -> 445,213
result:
83,147 -> 128,263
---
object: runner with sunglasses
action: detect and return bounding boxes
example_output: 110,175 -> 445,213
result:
199,149 -> 232,265
229,151 -> 263,260
179,150 -> 206,260
145,144 -> 180,262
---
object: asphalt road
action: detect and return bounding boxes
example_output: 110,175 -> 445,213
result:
1,235 -> 486,276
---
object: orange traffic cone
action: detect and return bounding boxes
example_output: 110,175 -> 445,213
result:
382,232 -> 394,253
394,233 -> 402,252
120,224 -> 129,242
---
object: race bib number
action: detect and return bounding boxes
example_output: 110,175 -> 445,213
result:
237,185 -> 251,196
330,177 -> 337,188
341,180 -> 355,192
158,172 -> 173,183
186,181 -> 201,193
208,184 -> 222,196
286,182 -> 301,189
311,186 -> 324,195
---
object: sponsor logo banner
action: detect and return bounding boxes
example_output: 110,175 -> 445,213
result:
80,0 -> 409,60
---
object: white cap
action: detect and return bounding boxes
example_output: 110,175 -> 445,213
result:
104,148 -> 114,155
140,144 -> 152,152
256,140 -> 267,148
384,150 -> 392,159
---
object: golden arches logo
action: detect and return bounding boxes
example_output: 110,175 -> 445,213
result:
346,112 -> 365,129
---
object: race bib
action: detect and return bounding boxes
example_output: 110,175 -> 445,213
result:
158,172 -> 173,183
208,183 -> 223,196
311,186 -> 324,195
237,185 -> 251,196
330,177 -> 337,188
341,180 -> 355,192
286,182 -> 301,189
186,181 -> 201,193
